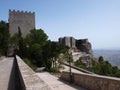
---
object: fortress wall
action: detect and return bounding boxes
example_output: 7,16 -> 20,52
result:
59,37 -> 76,48
70,37 -> 76,48
9,10 -> 35,37
61,71 -> 120,90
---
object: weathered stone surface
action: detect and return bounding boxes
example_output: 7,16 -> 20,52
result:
78,54 -> 93,68
59,37 -> 76,48
76,39 -> 92,54
37,72 -> 87,90
16,56 -> 52,90
9,10 -> 35,37
59,37 -> 94,68
0,57 -> 14,90
61,71 -> 120,90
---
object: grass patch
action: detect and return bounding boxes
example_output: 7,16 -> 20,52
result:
23,58 -> 37,71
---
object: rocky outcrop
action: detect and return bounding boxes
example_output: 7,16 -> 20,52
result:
58,37 -> 94,68
73,38 -> 93,68
79,54 -> 93,68
76,39 -> 92,54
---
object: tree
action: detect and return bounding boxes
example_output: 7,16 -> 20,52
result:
98,56 -> 104,63
75,55 -> 120,78
50,42 -> 69,68
42,41 -> 69,71
25,29 -> 48,67
8,27 -> 69,71
17,27 -> 27,57
9,27 -> 27,57
0,21 -> 9,55
42,40 -> 52,69
25,29 -> 48,46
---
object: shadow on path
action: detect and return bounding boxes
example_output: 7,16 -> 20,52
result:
7,57 -> 25,90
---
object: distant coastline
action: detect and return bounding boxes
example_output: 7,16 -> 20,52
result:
93,49 -> 120,68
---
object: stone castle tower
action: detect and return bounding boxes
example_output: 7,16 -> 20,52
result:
59,37 -> 76,48
9,10 -> 35,37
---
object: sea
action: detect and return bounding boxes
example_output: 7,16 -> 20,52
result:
93,49 -> 120,68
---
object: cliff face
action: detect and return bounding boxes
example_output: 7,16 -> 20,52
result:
58,37 -> 92,55
76,39 -> 92,54
74,39 -> 93,68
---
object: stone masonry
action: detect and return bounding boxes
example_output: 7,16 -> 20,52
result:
59,37 -> 76,48
59,37 -> 92,54
61,71 -> 120,90
9,10 -> 35,37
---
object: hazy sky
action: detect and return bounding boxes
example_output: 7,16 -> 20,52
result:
0,0 -> 120,49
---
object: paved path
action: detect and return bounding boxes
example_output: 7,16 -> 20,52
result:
36,72 -> 87,90
0,57 -> 14,90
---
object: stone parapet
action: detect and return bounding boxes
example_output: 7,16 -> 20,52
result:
61,71 -> 120,90
16,56 -> 52,90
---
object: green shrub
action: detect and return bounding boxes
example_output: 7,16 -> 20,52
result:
50,67 -> 59,73
23,58 -> 37,71
75,56 -> 120,78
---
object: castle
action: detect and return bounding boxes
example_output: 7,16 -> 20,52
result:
8,10 -> 92,55
59,36 -> 93,67
59,37 -> 92,54
59,37 -> 76,48
9,10 -> 35,37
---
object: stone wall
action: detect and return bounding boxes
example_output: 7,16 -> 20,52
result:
9,10 -> 35,37
59,37 -> 76,48
61,71 -> 120,90
16,56 -> 52,90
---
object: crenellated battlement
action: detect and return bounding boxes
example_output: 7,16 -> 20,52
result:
9,9 -> 35,37
9,9 -> 35,15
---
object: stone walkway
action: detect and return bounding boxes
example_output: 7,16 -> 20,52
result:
0,57 -> 88,90
36,72 -> 87,90
0,57 -> 14,90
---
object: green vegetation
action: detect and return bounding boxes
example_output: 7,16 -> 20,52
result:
0,20 -> 68,72
75,60 -> 86,69
75,56 -> 120,78
0,21 -> 9,55
23,58 -> 37,71
2,19 -> 120,77
13,28 -> 69,71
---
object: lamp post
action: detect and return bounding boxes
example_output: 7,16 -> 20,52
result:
68,49 -> 72,83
